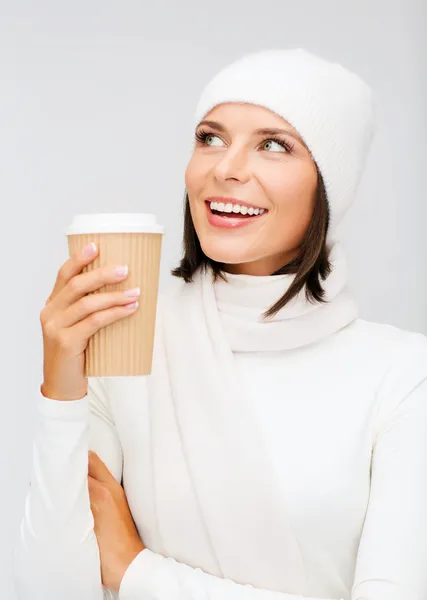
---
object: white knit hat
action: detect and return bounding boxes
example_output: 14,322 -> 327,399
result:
192,48 -> 377,237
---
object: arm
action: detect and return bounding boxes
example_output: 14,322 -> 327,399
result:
351,336 -> 427,600
120,549 -> 338,600
119,335 -> 427,600
13,377 -> 122,600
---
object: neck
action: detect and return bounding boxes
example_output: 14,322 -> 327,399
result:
221,248 -> 300,276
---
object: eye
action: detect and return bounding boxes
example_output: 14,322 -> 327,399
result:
262,137 -> 293,153
195,129 -> 294,153
195,129 -> 224,147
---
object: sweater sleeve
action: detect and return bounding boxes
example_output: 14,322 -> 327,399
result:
119,549 -> 341,600
13,377 -> 122,600
118,333 -> 427,600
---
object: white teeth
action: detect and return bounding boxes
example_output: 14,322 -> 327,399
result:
209,201 -> 265,216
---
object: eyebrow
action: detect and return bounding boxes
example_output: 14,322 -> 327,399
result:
196,119 -> 307,147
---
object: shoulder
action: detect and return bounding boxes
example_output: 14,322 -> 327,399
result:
349,320 -> 427,430
157,274 -> 199,315
310,318 -> 427,430
157,282 -> 181,315
352,318 -> 427,366
158,275 -> 189,303
324,318 -> 427,386
337,318 -> 427,372
347,318 -> 427,351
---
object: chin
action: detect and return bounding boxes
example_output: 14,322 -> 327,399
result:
199,238 -> 254,266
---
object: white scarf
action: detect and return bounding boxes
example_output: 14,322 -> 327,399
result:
146,239 -> 358,591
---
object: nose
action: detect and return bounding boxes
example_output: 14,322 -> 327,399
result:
214,147 -> 251,184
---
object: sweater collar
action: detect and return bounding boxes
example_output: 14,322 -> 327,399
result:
210,239 -> 358,351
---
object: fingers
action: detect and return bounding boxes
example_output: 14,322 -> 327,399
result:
88,450 -> 116,485
55,288 -> 139,330
54,300 -> 138,350
47,264 -> 130,315
50,242 -> 99,302
88,475 -> 103,517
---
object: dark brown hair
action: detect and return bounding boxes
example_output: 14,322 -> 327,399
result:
171,165 -> 331,320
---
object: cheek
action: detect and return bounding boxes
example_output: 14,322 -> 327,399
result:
267,165 -> 316,217
185,155 -> 208,194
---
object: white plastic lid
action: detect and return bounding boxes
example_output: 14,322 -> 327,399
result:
65,213 -> 164,235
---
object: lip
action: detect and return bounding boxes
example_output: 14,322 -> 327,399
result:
205,200 -> 267,229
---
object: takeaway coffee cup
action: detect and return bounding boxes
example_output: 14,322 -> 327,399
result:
65,213 -> 164,376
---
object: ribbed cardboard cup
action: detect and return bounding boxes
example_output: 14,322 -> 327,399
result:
66,213 -> 164,377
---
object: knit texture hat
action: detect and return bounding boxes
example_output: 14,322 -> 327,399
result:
192,48 -> 377,237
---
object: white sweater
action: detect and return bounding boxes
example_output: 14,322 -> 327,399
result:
13,317 -> 427,600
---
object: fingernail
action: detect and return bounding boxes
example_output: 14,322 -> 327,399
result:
125,300 -> 139,310
124,287 -> 140,297
83,243 -> 97,258
115,265 -> 129,277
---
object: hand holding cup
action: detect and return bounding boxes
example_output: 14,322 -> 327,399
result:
40,242 -> 140,401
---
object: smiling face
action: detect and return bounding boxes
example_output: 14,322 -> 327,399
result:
185,102 -> 319,275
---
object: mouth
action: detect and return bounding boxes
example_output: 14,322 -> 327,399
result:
205,201 -> 268,230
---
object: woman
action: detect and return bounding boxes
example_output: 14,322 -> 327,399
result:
14,48 -> 427,600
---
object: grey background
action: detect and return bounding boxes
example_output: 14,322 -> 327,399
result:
1,1 -> 426,597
